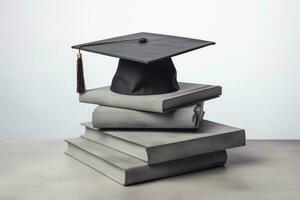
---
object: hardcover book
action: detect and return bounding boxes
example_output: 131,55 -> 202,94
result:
82,120 -> 245,165
79,82 -> 221,113
65,137 -> 227,186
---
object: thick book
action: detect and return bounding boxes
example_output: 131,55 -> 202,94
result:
82,120 -> 245,165
65,137 -> 227,186
92,103 -> 204,129
79,82 -> 221,113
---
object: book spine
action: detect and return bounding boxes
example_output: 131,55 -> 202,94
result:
124,150 -> 227,186
147,130 -> 245,164
163,86 -> 222,112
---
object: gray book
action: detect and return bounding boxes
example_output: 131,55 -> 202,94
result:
82,120 -> 245,165
65,137 -> 227,186
92,103 -> 204,129
79,82 -> 221,113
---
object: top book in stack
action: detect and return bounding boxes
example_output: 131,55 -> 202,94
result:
80,82 -> 221,112
72,32 -> 220,111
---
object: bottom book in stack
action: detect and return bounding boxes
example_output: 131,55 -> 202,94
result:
66,137 -> 226,186
65,120 -> 245,185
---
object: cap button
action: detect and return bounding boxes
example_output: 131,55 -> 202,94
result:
139,37 -> 148,44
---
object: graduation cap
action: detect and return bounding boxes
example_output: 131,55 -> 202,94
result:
72,32 -> 215,95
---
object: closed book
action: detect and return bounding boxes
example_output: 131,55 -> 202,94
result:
82,120 -> 245,165
92,103 -> 204,129
65,137 -> 227,186
79,82 -> 221,113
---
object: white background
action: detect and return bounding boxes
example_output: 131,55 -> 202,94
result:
0,0 -> 299,139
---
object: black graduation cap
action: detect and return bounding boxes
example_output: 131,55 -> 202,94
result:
72,32 -> 215,95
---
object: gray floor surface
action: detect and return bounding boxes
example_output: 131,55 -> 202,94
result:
0,140 -> 299,200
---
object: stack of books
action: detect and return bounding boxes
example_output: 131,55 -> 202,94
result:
65,82 -> 245,186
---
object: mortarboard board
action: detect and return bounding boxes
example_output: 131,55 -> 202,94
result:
72,32 -> 215,95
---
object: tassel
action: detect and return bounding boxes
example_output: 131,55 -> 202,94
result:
77,51 -> 86,93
